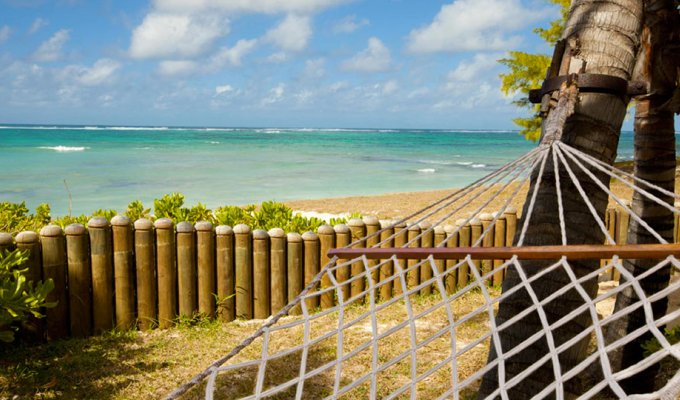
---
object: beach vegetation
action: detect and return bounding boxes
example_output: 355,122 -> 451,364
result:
0,195 -> 358,235
499,0 -> 569,141
0,249 -> 55,343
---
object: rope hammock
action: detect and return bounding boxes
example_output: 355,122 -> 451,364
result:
168,140 -> 680,399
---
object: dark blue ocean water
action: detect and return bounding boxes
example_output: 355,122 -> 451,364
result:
0,125 -> 645,215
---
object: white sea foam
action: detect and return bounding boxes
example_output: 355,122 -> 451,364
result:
208,141 -> 220,144
456,162 -> 473,166
39,146 -> 89,152
417,168 -> 436,173
472,164 -> 486,168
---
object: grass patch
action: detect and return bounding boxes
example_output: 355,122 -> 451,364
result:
0,287 -> 499,399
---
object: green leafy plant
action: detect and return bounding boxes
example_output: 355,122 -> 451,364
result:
642,325 -> 680,357
0,249 -> 55,342
0,202 -> 51,234
499,0 -> 569,141
125,200 -> 151,222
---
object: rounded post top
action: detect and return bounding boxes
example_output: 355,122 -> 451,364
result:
317,224 -> 335,235
455,218 -> 468,227
362,215 -> 379,226
0,232 -> 12,246
407,223 -> 421,232
88,216 -> 110,229
347,218 -> 364,227
302,231 -> 318,241
470,217 -> 482,226
504,206 -> 518,214
111,215 -> 131,227
393,219 -> 407,228
154,218 -> 173,230
434,226 -> 446,235
41,224 -> 66,237
134,218 -> 153,230
16,231 -> 39,244
333,224 -> 350,234
233,224 -> 251,235
215,225 -> 234,236
268,227 -> 285,238
444,224 -> 456,234
176,221 -> 195,233
418,221 -> 432,230
64,224 -> 86,236
379,220 -> 393,229
252,229 -> 269,240
480,213 -> 494,222
287,232 -> 302,242
195,221 -> 213,232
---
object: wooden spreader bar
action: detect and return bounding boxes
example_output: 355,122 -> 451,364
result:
328,244 -> 680,261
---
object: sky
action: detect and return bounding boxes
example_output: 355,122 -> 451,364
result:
0,0 -> 563,129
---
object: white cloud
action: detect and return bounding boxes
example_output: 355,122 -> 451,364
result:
0,26 -> 11,44
332,15 -> 369,34
129,13 -> 228,59
303,58 -> 325,79
406,0 -> 545,53
264,14 -> 311,52
445,53 -> 500,87
29,18 -> 48,35
158,60 -> 198,76
382,80 -> 399,95
265,52 -> 288,63
215,84 -> 234,95
153,0 -> 349,15
33,29 -> 69,62
262,83 -> 285,105
342,37 -> 391,73
77,59 -> 121,86
210,39 -> 258,68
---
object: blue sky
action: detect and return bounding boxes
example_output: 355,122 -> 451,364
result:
0,0 -> 562,129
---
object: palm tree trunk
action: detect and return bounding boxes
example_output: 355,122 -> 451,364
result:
604,0 -> 679,393
479,0 -> 643,398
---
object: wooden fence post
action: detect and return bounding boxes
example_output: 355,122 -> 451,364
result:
302,231 -> 320,311
457,219 -> 471,288
363,216 -> 380,292
196,221 -> 215,318
379,221 -> 395,301
444,224 -> 458,294
176,222 -> 197,319
89,217 -> 114,334
348,219 -> 366,302
434,226 -> 446,294
493,213 -> 507,286
155,218 -> 176,328
480,213 -> 495,280
134,219 -> 156,330
615,205 -> 630,281
407,224 -> 421,290
216,225 -> 235,322
111,216 -> 135,330
253,229 -> 270,319
393,220 -> 407,296
317,225 -> 335,310
334,224 -> 351,302
470,218 -> 483,282
287,232 -> 303,315
234,224 -> 252,320
17,230 -> 45,341
63,224 -> 91,338
504,207 -> 518,280
269,228 -> 286,314
419,222 -> 433,296
38,227 -> 68,340
0,233 -> 12,252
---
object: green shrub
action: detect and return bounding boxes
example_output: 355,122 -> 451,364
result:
642,325 -> 680,357
0,202 -> 51,234
0,249 -> 55,342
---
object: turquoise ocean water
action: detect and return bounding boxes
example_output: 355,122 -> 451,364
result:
0,125 -> 646,216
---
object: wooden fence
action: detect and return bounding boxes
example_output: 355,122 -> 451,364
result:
1,206 -> 675,341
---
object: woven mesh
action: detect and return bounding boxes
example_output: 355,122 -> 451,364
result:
170,142 -> 680,400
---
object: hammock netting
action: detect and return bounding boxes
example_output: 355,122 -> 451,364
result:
169,141 -> 680,399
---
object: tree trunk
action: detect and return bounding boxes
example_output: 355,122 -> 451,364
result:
479,0 -> 643,398
604,0 -> 679,393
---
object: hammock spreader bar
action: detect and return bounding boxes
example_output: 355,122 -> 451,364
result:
328,244 -> 680,261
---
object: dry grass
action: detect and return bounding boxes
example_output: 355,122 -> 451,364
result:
0,286 -> 499,400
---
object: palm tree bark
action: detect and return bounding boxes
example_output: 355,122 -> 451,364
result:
479,0 -> 643,398
604,0 -> 679,393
